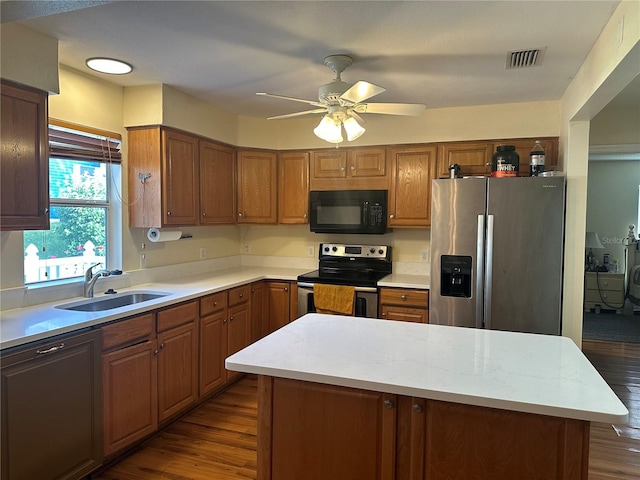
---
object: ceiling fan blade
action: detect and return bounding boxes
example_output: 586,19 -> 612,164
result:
267,109 -> 327,120
257,92 -> 325,108
347,110 -> 366,125
356,103 -> 426,116
340,81 -> 385,104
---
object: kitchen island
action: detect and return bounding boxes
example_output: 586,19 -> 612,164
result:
226,314 -> 628,480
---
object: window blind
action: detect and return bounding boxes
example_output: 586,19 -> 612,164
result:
48,119 -> 122,163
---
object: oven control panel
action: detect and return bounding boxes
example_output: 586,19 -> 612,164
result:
319,243 -> 389,259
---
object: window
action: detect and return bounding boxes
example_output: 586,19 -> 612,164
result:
23,121 -> 122,284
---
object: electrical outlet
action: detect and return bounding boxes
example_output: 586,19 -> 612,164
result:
243,243 -> 251,254
140,254 -> 146,269
199,247 -> 206,260
420,249 -> 429,262
307,245 -> 315,257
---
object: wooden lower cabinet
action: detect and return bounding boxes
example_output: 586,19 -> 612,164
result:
261,377 -> 397,480
379,288 -> 429,323
259,377 -> 590,480
102,339 -> 158,456
251,281 -> 268,342
199,292 -> 228,397
227,285 -> 252,381
267,281 -> 292,333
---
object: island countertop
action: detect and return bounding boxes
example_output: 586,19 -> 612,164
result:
226,313 -> 628,424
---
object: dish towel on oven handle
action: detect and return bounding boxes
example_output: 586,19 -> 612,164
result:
313,284 -> 356,316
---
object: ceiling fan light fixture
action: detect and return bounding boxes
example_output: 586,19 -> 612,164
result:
314,115 -> 343,144
342,116 -> 365,141
86,57 -> 133,75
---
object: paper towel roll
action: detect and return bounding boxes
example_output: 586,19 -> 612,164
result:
147,228 -> 182,243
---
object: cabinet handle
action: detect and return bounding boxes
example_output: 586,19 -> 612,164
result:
284,287 -> 288,292
340,166 -> 345,172
239,293 -> 243,298
486,162 -> 492,167
230,316 -> 234,321
383,399 -> 394,409
167,211 -> 172,216
412,403 -> 423,413
214,301 -> 218,307
303,213 -> 308,219
238,213 -> 243,218
202,212 -> 207,217
389,214 -> 395,219
223,318 -> 227,324
43,207 -> 49,214
159,343 -> 165,350
36,343 -> 65,355
154,349 -> 159,355
381,313 -> 386,317
401,295 -> 407,300
350,166 -> 355,171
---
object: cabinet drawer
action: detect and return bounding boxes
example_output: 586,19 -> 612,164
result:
584,274 -> 624,291
584,289 -> 624,305
229,284 -> 251,306
157,301 -> 199,332
379,288 -> 429,308
200,291 -> 228,316
102,313 -> 154,351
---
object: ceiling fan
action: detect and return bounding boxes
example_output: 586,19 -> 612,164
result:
257,55 -> 426,144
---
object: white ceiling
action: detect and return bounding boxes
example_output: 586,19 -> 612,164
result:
2,0 -> 627,120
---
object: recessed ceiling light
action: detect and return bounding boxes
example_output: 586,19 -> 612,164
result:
86,57 -> 133,75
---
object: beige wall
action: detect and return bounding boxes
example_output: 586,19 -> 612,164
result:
559,0 -> 640,344
590,94 -> 640,145
0,23 -> 59,93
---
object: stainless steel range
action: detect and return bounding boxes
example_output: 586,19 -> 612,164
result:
297,243 -> 392,318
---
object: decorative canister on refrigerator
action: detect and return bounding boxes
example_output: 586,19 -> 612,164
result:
491,145 -> 519,177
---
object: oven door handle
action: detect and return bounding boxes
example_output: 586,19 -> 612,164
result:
297,282 -> 378,293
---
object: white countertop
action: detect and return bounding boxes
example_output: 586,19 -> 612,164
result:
378,273 -> 429,289
0,265 -> 426,351
0,266 -> 306,350
226,314 -> 628,424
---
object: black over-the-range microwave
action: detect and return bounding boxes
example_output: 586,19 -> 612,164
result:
309,189 -> 388,234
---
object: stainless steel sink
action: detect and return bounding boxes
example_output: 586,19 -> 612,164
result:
56,291 -> 171,312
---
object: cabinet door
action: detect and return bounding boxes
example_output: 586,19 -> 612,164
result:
157,321 -> 198,422
0,81 -> 49,231
267,378 -> 396,480
199,310 -> 227,396
251,281 -> 268,342
348,147 -> 386,177
437,141 -> 493,178
237,150 -> 277,224
103,340 -> 158,456
380,305 -> 428,323
278,151 -> 309,224
1,330 -> 102,480
227,301 -> 251,381
388,145 -> 436,227
199,140 -> 236,224
268,281 -> 291,333
162,129 -> 199,225
311,150 -> 348,179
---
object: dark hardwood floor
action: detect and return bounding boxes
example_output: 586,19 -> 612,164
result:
94,340 -> 640,480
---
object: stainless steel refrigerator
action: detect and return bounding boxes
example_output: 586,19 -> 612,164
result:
429,176 -> 566,334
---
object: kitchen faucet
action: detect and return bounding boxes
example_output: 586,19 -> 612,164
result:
84,262 -> 111,298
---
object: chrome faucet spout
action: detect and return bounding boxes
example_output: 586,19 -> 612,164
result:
83,263 -> 110,298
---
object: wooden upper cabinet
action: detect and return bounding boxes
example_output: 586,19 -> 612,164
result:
127,126 -> 199,227
162,130 -> 199,225
387,145 -> 436,228
199,140 -> 236,224
237,149 -> 278,224
436,141 -> 494,178
1,80 -> 49,231
278,151 -> 309,224
492,137 -> 559,176
310,147 -> 388,190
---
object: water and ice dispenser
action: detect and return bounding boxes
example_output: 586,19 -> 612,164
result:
440,255 -> 472,298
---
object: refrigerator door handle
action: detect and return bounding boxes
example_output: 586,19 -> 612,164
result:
476,215 -> 485,329
484,214 -> 495,329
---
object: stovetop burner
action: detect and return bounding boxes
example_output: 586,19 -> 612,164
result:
297,243 -> 392,288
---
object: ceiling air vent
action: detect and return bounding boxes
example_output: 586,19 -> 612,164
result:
506,47 -> 546,69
